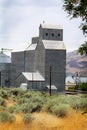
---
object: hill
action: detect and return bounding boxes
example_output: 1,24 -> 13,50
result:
66,50 -> 87,76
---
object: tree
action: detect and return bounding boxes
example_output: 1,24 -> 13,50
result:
78,41 -> 87,55
63,0 -> 87,55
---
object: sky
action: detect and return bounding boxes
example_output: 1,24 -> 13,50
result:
0,0 -> 86,54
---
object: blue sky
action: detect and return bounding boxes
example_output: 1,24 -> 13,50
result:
0,0 -> 86,53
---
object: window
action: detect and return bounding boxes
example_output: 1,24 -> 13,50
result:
52,33 -> 54,36
58,33 -> 60,36
46,33 -> 48,36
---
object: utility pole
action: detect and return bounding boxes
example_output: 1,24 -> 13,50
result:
49,66 -> 52,96
32,73 -> 33,89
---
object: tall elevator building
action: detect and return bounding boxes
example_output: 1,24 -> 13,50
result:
11,24 -> 66,92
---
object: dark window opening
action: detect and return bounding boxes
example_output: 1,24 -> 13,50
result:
52,33 -> 54,36
58,34 -> 60,36
46,33 -> 48,36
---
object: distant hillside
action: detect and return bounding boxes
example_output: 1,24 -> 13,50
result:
66,50 -> 87,76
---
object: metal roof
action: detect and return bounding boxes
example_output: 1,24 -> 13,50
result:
40,24 -> 63,29
42,40 -> 66,50
26,44 -> 37,51
47,85 -> 57,90
22,72 -> 45,81
13,43 -> 37,52
0,52 -> 11,63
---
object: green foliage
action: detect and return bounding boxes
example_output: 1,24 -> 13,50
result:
63,0 -> 87,35
80,82 -> 87,91
8,114 -> 16,123
51,104 -> 68,117
23,113 -> 34,123
9,88 -> 26,97
42,95 -> 70,117
0,111 -> 15,123
0,97 -> 6,107
78,42 -> 87,55
0,111 -> 9,122
0,89 -> 8,99
63,0 -> 87,55
0,87 -> 87,117
0,106 -> 6,111
8,106 -> 16,113
68,86 -> 76,90
71,97 -> 87,110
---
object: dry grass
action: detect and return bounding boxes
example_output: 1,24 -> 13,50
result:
6,100 -> 16,107
0,110 -> 87,130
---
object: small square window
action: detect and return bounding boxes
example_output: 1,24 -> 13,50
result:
58,34 -> 60,36
52,33 -> 54,36
46,33 -> 48,36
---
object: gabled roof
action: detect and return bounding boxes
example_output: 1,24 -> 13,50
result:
22,72 -> 45,81
40,24 -> 63,29
42,40 -> 66,50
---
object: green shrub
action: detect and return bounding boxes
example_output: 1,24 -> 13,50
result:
80,82 -> 87,91
71,98 -> 87,110
68,86 -> 76,90
23,113 -> 33,123
8,114 -> 16,123
21,103 -> 32,113
51,104 -> 68,117
0,106 -> 6,111
8,106 -> 15,113
9,88 -> 26,97
0,97 -> 6,106
13,105 -> 22,113
0,89 -> 8,99
0,111 -> 16,123
22,91 -> 32,98
0,111 -> 9,122
17,97 -> 30,105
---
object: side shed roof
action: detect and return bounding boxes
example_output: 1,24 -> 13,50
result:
26,44 -> 37,51
42,40 -> 66,50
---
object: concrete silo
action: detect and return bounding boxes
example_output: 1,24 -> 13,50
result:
0,52 -> 11,87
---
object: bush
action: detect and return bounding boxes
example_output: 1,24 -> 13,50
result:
71,98 -> 87,110
9,88 -> 26,97
23,113 -> 34,123
21,103 -> 32,113
8,106 -> 15,113
51,104 -> 68,117
80,82 -> 87,91
0,97 -> 6,106
8,114 -> 16,123
0,111 -> 16,123
0,89 -> 8,99
0,106 -> 6,111
68,86 -> 76,90
17,97 -> 29,105
0,111 -> 9,122
13,105 -> 22,113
